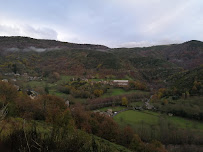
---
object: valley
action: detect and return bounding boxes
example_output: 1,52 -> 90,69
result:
0,37 -> 202,152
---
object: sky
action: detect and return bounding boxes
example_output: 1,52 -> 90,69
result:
0,0 -> 202,48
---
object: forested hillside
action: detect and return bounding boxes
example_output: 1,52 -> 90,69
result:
1,37 -> 202,82
0,37 -> 202,152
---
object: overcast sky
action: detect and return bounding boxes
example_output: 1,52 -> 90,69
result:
0,0 -> 202,47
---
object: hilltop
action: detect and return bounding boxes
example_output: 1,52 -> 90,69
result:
0,36 -> 109,51
0,37 -> 202,84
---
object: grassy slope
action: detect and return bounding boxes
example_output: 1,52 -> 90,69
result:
114,110 -> 159,126
0,117 -> 132,152
102,88 -> 148,98
114,110 -> 203,130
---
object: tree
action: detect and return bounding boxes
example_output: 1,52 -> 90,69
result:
94,89 -> 103,97
122,97 -> 128,106
12,64 -> 17,74
0,82 -> 18,104
44,85 -> 49,94
52,72 -> 60,81
186,91 -> 190,98
37,95 -> 67,123
163,99 -> 168,105
119,126 -> 134,147
129,134 -> 144,152
0,104 -> 8,121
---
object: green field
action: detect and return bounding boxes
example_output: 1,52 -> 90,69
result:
114,110 -> 158,126
23,80 -> 54,88
56,75 -> 73,85
49,89 -> 69,98
114,110 -> 203,130
22,75 -> 73,88
129,101 -> 145,107
102,88 -> 148,98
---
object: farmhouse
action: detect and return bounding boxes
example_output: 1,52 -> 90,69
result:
112,80 -> 129,86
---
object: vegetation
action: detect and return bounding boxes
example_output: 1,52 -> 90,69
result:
97,106 -> 126,112
114,110 -> 203,146
0,81 -> 167,152
0,37 -> 203,151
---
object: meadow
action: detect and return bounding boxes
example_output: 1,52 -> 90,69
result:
102,88 -> 148,98
114,110 -> 203,130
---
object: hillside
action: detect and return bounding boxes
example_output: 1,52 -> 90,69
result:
0,37 -> 202,152
0,37 -> 202,84
111,40 -> 203,70
167,65 -> 203,93
0,36 -> 109,52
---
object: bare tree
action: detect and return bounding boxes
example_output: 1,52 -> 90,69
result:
0,104 -> 8,134
0,104 -> 8,121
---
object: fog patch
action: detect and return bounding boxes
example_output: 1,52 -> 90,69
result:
25,46 -> 46,52
23,46 -> 62,52
6,46 -> 62,52
6,48 -> 20,52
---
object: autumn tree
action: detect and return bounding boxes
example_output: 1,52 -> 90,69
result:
52,72 -> 60,81
0,82 -> 18,104
119,126 -> 134,147
37,95 -> 67,123
122,97 -> 128,106
94,89 -> 103,97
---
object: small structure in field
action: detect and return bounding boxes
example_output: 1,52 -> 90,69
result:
112,80 -> 129,87
2,79 -> 8,82
65,100 -> 70,107
14,73 -> 20,77
107,109 -> 113,116
168,113 -> 173,117
11,78 -> 17,82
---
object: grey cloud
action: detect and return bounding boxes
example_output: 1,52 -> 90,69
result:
0,24 -> 58,40
119,39 -> 182,48
22,25 -> 58,40
24,47 -> 62,52
0,24 -> 20,36
0,0 -> 202,47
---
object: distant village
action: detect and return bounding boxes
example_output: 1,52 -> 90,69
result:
1,72 -> 130,102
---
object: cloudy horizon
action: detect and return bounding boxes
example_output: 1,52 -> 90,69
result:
0,0 -> 202,48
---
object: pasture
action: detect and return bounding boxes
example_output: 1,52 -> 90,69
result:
114,110 -> 203,130
102,88 -> 148,98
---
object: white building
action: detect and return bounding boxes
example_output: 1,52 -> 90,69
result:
113,80 -> 129,86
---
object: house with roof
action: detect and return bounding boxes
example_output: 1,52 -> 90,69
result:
112,80 -> 129,87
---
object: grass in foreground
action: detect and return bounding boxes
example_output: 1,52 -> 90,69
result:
0,117 -> 132,152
